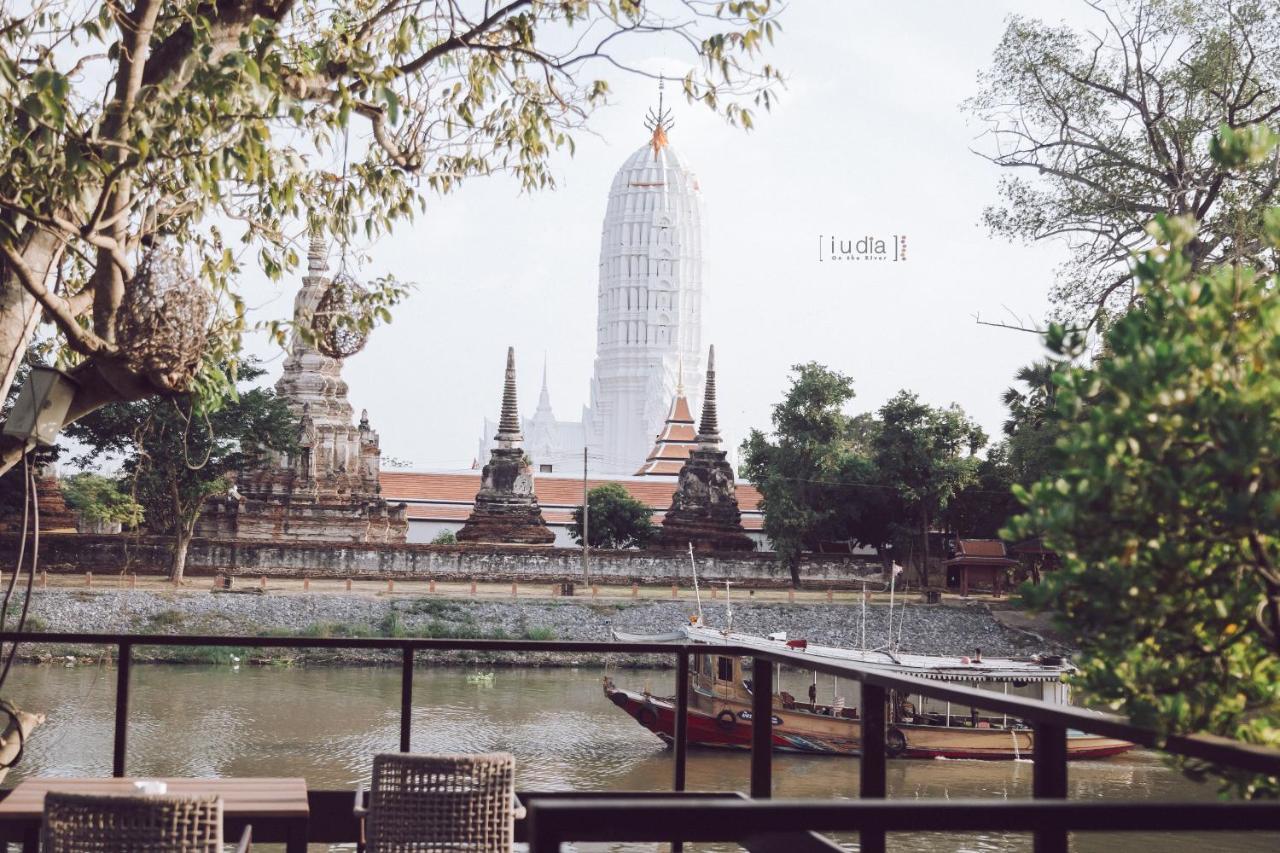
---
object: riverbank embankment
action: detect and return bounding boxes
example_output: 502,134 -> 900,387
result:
8,588 -> 1066,667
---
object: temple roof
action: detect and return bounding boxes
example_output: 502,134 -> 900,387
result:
635,388 -> 698,476
944,539 -> 1018,567
380,470 -> 764,530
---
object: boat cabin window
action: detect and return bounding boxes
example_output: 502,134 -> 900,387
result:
716,656 -> 734,682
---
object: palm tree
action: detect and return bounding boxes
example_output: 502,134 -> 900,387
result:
1001,360 -> 1058,436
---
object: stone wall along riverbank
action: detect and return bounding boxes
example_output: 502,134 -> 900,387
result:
0,533 -> 879,587
13,589 -> 1063,667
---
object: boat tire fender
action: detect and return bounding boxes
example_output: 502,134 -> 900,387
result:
716,710 -> 737,731
886,728 -> 908,757
637,705 -> 660,728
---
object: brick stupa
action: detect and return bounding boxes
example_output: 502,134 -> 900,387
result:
196,231 -> 407,542
655,345 -> 754,552
456,348 -> 555,545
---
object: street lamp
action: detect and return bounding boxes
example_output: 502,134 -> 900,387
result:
2,367 -> 78,447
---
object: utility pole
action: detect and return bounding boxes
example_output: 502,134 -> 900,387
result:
582,446 -> 591,585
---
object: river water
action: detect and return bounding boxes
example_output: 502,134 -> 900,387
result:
2,662 -> 1272,852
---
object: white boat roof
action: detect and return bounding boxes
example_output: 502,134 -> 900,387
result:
669,623 -> 1072,682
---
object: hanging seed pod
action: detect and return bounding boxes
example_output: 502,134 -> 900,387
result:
312,271 -> 370,359
116,243 -> 211,393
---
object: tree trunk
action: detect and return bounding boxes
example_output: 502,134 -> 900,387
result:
170,529 -> 192,583
919,505 -> 931,589
788,552 -> 801,588
0,229 -> 62,404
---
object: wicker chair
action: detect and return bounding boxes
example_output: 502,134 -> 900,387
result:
40,792 -> 252,853
354,752 -> 525,853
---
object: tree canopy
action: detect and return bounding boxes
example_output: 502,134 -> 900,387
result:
1010,195 -> 1280,796
66,360 -> 297,580
871,391 -> 985,586
0,0 -> 784,475
569,482 -> 653,549
741,364 -> 988,586
739,363 -> 891,584
61,472 -> 143,528
967,0 -> 1280,329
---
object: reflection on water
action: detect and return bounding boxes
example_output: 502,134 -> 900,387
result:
2,662 -> 1273,852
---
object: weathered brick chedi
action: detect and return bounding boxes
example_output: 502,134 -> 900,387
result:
196,233 -> 407,542
457,349 -> 555,545
656,345 -> 754,552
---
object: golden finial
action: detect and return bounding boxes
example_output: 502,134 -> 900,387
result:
645,76 -> 674,160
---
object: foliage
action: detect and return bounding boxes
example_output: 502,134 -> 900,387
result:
1009,208 -> 1280,797
0,0 -> 784,469
740,364 -> 895,583
60,472 -> 143,527
967,0 -> 1280,329
946,360 -> 1069,539
569,483 -> 653,549
742,366 -> 986,585
430,529 -> 458,546
65,360 -> 296,581
871,392 -> 985,586
943,443 -> 1017,540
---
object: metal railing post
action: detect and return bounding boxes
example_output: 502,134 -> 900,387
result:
674,651 -> 689,791
673,651 -> 690,853
860,683 -> 887,853
1033,720 -> 1069,853
112,642 -> 131,777
750,655 -> 773,799
400,646 -> 414,752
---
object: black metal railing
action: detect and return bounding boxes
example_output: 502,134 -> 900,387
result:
2,631 -> 1278,853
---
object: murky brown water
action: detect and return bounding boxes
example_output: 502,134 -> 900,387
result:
1,662 -> 1273,852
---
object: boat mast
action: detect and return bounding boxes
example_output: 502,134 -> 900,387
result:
886,563 -> 898,650
859,582 -> 868,652
688,542 -> 704,625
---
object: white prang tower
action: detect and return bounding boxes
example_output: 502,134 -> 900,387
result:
583,82 -> 705,473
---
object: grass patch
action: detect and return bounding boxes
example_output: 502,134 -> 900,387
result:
379,610 -> 409,638
165,645 -> 256,665
522,626 -> 557,641
147,610 -> 186,631
300,622 -> 374,639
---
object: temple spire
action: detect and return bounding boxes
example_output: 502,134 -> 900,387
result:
696,344 -> 720,446
676,354 -> 685,395
495,347 -> 523,446
536,352 -> 553,416
307,225 -> 329,276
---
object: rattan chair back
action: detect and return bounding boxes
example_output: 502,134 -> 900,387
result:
41,791 -> 224,853
365,752 -> 517,852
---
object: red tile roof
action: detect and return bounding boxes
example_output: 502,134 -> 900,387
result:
945,539 -> 1017,567
955,539 -> 1008,558
383,470 -> 764,530
636,390 -> 698,477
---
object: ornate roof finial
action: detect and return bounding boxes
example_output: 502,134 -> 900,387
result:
644,75 -> 674,160
676,353 -> 685,396
495,346 -> 524,445
696,344 -> 720,446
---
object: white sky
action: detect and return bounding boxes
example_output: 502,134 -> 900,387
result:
238,1 -> 1100,471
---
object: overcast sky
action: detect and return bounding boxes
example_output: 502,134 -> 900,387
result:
238,1 -> 1100,472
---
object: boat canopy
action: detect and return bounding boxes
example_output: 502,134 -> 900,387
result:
612,624 -> 1072,683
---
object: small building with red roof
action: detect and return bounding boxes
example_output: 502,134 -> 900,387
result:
944,539 -> 1018,596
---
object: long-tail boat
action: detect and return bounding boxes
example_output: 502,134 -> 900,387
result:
604,621 -> 1133,760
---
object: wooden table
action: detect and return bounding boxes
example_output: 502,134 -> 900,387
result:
0,777 -> 309,853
